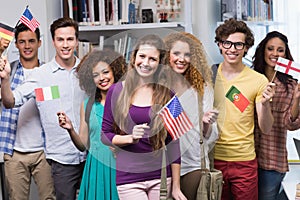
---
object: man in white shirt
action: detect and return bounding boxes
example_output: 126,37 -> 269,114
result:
0,23 -> 55,200
0,17 -> 87,200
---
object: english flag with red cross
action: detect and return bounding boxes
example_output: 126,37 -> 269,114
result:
275,57 -> 300,80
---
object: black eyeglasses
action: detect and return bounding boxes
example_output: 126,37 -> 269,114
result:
220,40 -> 246,50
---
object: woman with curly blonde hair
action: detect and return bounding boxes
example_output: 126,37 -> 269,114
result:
164,32 -> 219,200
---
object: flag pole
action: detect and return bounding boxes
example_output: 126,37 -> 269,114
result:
14,5 -> 29,28
157,94 -> 177,115
270,70 -> 277,83
268,70 -> 277,102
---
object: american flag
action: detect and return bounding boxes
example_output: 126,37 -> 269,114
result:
20,7 -> 40,32
158,95 -> 193,140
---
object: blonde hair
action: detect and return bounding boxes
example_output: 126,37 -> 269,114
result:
114,34 -> 172,150
164,32 -> 213,131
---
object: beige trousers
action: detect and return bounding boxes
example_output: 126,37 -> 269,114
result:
4,150 -> 55,200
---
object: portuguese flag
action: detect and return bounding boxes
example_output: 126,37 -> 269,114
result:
226,85 -> 249,112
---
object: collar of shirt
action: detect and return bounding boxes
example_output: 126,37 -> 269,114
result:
50,57 -> 80,73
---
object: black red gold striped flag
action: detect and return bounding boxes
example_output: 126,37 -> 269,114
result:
0,23 -> 15,41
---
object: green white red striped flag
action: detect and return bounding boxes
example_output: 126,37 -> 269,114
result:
35,86 -> 60,102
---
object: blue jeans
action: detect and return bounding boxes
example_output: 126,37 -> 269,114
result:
258,168 -> 286,200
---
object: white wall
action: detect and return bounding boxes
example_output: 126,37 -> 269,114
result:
192,0 -> 223,64
0,0 -> 61,62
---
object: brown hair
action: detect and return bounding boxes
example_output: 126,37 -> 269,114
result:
50,17 -> 79,40
76,49 -> 127,102
114,34 -> 171,150
215,18 -> 254,49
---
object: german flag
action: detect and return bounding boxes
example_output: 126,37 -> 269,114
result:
0,23 -> 15,41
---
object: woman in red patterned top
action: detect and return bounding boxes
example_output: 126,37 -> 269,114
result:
253,31 -> 300,200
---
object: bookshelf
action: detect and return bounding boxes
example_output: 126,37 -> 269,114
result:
218,0 -> 284,66
63,0 -> 192,59
78,22 -> 184,31
221,0 -> 273,22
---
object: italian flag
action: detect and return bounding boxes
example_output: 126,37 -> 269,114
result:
35,86 -> 60,102
226,85 -> 249,112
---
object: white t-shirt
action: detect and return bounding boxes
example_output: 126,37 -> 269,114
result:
179,85 -> 219,176
14,68 -> 44,152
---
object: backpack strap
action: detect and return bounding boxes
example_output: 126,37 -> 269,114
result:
211,63 -> 220,84
85,97 -> 94,125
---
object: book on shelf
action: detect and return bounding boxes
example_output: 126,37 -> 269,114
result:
63,0 -> 70,18
99,35 -> 104,50
72,0 -> 79,21
66,0 -> 183,26
111,33 -> 136,62
71,0 -> 120,25
125,35 -> 136,63
77,41 -> 93,59
88,0 -> 95,23
221,0 -> 273,22
76,34 -> 136,60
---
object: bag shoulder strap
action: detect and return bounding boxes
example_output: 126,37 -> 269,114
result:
211,63 -> 220,84
85,97 -> 94,125
160,148 -> 168,200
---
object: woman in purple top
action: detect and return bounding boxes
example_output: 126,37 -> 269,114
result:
101,34 -> 187,200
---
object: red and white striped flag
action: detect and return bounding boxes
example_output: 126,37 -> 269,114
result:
19,7 -> 40,32
275,57 -> 300,80
34,86 -> 60,102
158,95 -> 193,140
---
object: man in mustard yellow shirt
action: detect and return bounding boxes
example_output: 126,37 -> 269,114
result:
213,18 -> 275,200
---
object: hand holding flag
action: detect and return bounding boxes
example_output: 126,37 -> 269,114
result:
158,95 -> 193,140
20,7 -> 40,32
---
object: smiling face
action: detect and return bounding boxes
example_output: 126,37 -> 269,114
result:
169,40 -> 191,74
264,37 -> 286,68
92,61 -> 114,92
134,44 -> 160,80
219,32 -> 248,65
15,30 -> 41,62
52,26 -> 78,64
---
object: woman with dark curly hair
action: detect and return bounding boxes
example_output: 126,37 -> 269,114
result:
58,49 -> 127,200
253,31 -> 300,200
164,32 -> 219,200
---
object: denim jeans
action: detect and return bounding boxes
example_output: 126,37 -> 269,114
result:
258,168 -> 286,200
